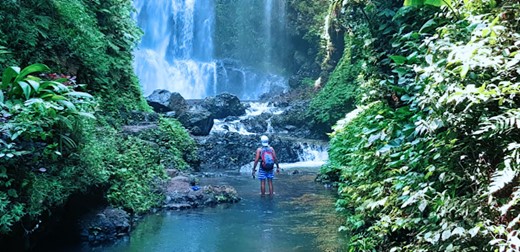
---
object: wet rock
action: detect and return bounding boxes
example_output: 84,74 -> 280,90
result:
78,207 -> 130,245
162,175 -> 240,209
195,132 -> 301,170
203,93 -> 246,119
240,112 -> 271,133
177,106 -> 214,136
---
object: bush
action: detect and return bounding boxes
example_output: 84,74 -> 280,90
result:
136,117 -> 199,170
323,0 -> 520,250
0,64 -> 96,233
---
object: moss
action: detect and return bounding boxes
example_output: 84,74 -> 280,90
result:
308,33 -> 363,130
135,118 -> 199,170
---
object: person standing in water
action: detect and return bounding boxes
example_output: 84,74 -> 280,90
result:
252,135 -> 280,196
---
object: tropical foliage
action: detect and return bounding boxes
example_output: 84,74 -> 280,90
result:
0,0 -> 199,242
0,63 -> 96,233
0,0 -> 148,119
321,0 -> 520,250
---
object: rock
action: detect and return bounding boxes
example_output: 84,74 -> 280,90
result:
270,101 -> 319,138
122,110 -> 160,125
169,92 -> 189,115
177,106 -> 214,136
166,169 -> 179,178
203,93 -> 246,119
121,124 -> 158,134
240,112 -> 271,133
285,125 -> 297,131
78,207 -> 130,245
162,178 -> 240,209
165,203 -> 192,210
146,90 -> 188,115
195,133 -> 302,170
146,89 -> 172,112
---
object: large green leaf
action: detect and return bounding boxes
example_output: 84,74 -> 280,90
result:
64,91 -> 93,99
1,67 -> 20,90
26,80 -> 40,93
424,0 -> 444,6
17,81 -> 32,100
390,55 -> 407,65
14,63 -> 50,83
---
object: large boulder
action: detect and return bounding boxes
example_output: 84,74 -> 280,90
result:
177,106 -> 214,136
78,207 -> 130,245
195,133 -> 301,170
203,93 -> 246,119
146,90 -> 188,115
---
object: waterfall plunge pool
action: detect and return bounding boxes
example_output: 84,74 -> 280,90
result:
84,168 -> 345,252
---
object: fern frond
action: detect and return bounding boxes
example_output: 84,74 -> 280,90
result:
59,134 -> 77,150
474,109 -> 520,138
489,167 -> 517,195
499,186 -> 520,215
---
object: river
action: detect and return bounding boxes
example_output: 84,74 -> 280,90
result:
83,168 -> 345,252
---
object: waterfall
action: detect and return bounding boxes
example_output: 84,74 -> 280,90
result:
264,0 -> 273,66
133,0 -> 216,99
133,0 -> 289,100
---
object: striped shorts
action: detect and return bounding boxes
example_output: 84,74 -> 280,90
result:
258,168 -> 274,180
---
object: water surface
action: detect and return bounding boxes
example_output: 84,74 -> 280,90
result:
97,170 -> 345,252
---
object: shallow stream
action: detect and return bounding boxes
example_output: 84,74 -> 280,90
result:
90,168 -> 345,252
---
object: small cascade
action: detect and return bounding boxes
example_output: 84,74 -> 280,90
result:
211,102 -> 283,135
221,102 -> 329,173
297,143 -> 329,163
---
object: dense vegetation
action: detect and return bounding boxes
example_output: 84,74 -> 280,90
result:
0,0 -> 197,244
318,0 -> 520,250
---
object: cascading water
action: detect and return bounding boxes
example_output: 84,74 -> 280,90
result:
133,0 -> 289,100
133,0 -> 216,99
215,102 -> 329,171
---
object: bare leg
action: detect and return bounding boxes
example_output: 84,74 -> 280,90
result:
268,179 -> 274,196
260,180 -> 266,195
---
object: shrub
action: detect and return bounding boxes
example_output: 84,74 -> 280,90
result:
323,0 -> 520,250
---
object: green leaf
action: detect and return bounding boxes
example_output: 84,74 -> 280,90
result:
390,55 -> 407,65
77,112 -> 96,120
26,80 -> 40,93
460,65 -> 470,80
64,91 -> 93,99
0,90 -> 3,104
14,63 -> 49,83
58,100 -> 76,111
404,0 -> 424,6
420,19 -> 437,33
11,130 -> 23,141
17,81 -> 32,100
1,66 -> 20,89
424,0 -> 444,7
7,189 -> 18,198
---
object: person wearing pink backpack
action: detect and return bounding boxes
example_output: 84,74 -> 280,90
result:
252,135 -> 280,196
